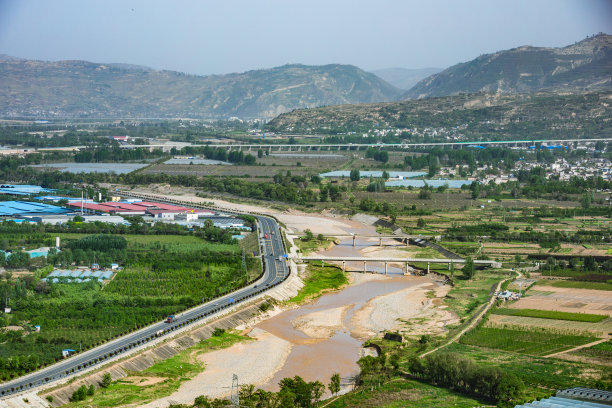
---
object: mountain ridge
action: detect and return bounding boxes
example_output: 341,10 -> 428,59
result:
403,33 -> 612,99
0,59 -> 402,119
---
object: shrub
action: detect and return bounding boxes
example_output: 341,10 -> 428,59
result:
101,372 -> 112,388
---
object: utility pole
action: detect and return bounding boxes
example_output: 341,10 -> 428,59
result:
230,374 -> 240,407
241,249 -> 247,276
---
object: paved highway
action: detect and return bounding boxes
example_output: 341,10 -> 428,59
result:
116,137 -> 610,151
0,204 -> 289,398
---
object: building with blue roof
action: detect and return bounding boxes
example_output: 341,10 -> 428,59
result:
515,388 -> 611,408
0,185 -> 53,196
0,201 -> 70,217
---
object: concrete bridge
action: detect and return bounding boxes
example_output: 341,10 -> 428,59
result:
295,234 -> 414,247
298,256 -> 500,275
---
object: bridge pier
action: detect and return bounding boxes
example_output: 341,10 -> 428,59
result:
379,237 -> 382,247
353,235 -> 356,247
363,261 -> 367,273
404,262 -> 409,275
427,262 -> 430,274
342,261 -> 346,272
384,262 -> 388,275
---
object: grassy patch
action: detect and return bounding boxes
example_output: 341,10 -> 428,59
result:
442,270 -> 507,319
493,308 -> 609,323
539,280 -> 612,291
294,236 -> 335,255
325,377 -> 487,408
289,263 -> 348,303
65,332 -> 250,407
460,326 -> 598,356
440,342 -> 612,402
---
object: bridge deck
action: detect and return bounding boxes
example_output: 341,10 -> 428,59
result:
300,256 -> 496,265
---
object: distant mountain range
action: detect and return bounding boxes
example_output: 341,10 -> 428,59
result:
370,67 -> 442,90
404,34 -> 612,99
1,34 -> 610,120
0,59 -> 401,119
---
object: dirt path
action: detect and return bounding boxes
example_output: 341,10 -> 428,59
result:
419,270 -> 519,358
544,334 -> 610,358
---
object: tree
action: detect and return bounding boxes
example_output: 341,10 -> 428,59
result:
580,192 -> 592,209
303,229 -> 314,241
349,169 -> 360,181
470,182 -> 481,199
311,381 -> 325,404
417,218 -> 426,228
328,373 -> 341,396
494,373 -> 525,404
418,189 -> 431,200
381,170 -> 390,180
194,396 -> 212,408
101,373 -> 112,388
257,149 -> 264,159
463,256 -> 475,280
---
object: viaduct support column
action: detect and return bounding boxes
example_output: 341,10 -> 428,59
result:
363,261 -> 367,274
379,238 -> 382,247
384,262 -> 388,275
353,235 -> 356,247
427,262 -> 430,274
342,261 -> 346,272
405,262 -> 409,275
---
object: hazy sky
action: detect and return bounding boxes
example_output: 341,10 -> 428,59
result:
0,0 -> 610,75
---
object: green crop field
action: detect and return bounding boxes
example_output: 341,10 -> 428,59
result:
460,326 -> 598,356
493,308 -> 609,323
540,280 -> 612,291
0,225 -> 254,382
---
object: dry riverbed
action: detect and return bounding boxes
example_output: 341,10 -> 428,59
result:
147,273 -> 454,405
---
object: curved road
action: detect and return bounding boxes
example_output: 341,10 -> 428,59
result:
0,200 -> 288,398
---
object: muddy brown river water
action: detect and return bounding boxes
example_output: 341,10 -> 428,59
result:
256,274 -> 430,391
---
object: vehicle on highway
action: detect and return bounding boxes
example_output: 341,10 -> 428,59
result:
165,315 -> 175,323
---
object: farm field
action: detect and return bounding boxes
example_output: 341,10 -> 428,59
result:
492,308 -> 609,322
506,284 -> 612,316
440,343 -> 612,402
539,280 -> 612,291
459,325 -> 598,356
487,314 -> 611,336
567,339 -> 612,365
0,230 -> 251,382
